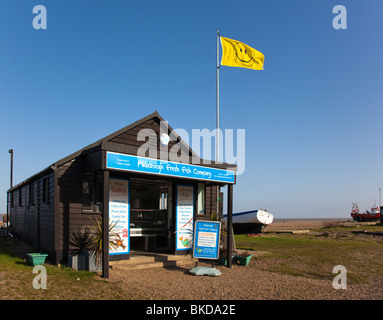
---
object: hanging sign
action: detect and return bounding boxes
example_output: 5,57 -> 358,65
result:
106,151 -> 235,184
108,178 -> 130,255
176,185 -> 194,251
193,221 -> 221,260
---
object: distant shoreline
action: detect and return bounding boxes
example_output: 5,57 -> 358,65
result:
273,217 -> 349,223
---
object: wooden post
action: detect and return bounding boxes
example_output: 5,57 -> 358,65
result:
102,170 -> 110,278
227,184 -> 233,268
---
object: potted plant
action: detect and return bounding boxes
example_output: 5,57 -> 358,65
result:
26,253 -> 48,266
68,226 -> 93,270
218,246 -> 237,266
85,218 -> 120,272
236,251 -> 253,266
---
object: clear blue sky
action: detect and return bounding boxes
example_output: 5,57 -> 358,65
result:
1,0 -> 383,219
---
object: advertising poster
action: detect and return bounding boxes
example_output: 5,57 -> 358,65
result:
108,178 -> 130,255
193,221 -> 221,259
176,185 -> 194,251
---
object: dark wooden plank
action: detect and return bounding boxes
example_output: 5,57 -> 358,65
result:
102,169 -> 110,278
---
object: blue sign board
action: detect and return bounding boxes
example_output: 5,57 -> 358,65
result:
106,152 -> 235,184
193,220 -> 221,260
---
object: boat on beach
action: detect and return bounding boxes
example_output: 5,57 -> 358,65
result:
351,202 -> 381,222
223,209 -> 273,233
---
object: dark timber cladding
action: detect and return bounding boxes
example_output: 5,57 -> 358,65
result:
7,111 -> 236,272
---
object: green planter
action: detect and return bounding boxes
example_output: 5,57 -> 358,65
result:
26,253 -> 48,266
237,255 -> 252,266
218,254 -> 237,266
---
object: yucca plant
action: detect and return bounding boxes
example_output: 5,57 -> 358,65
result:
89,218 -> 121,260
69,226 -> 93,255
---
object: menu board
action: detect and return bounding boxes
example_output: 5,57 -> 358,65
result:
108,178 -> 130,255
176,185 -> 194,251
193,221 -> 221,259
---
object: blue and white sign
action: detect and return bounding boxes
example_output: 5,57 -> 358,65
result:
193,221 -> 221,260
108,178 -> 130,255
106,152 -> 235,184
176,185 -> 194,251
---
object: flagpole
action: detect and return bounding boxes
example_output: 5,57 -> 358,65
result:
216,28 -> 220,219
216,28 -> 220,163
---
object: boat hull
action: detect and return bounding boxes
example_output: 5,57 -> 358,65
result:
351,213 -> 380,222
223,210 -> 273,233
232,223 -> 265,234
351,206 -> 381,222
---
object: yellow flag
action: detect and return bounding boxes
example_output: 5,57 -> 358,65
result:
220,36 -> 264,70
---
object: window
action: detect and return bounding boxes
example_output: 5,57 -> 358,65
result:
10,192 -> 14,208
18,188 -> 22,207
43,177 -> 49,204
197,183 -> 205,214
82,172 -> 102,213
29,182 -> 35,206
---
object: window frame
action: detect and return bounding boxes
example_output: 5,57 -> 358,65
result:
29,182 -> 35,206
196,183 -> 206,215
81,171 -> 103,213
18,188 -> 23,207
42,177 -> 50,204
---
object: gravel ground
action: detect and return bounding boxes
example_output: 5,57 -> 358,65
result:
108,220 -> 383,300
109,258 -> 383,300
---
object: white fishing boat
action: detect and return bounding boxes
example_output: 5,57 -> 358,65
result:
223,209 -> 273,233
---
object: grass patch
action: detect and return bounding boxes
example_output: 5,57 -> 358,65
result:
313,223 -> 383,233
0,230 -> 129,300
235,230 -> 383,284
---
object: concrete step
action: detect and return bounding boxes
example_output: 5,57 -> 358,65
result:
113,261 -> 167,270
109,252 -> 197,270
111,258 -> 196,270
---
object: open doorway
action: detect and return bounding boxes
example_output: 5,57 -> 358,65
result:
129,177 -> 171,253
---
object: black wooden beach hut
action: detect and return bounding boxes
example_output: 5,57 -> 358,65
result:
7,111 -> 236,277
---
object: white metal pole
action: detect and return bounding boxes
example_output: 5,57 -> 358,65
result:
216,28 -> 220,163
216,29 -> 220,218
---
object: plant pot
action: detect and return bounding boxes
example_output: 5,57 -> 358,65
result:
26,253 -> 48,266
68,254 -> 85,270
83,250 -> 102,272
237,255 -> 252,266
218,254 -> 237,266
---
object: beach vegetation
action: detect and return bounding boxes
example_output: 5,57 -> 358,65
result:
235,227 -> 383,284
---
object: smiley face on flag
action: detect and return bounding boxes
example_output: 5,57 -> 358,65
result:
234,42 -> 256,68
220,36 -> 264,70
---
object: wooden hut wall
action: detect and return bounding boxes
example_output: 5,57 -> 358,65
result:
9,172 -> 55,255
205,185 -> 218,218
25,179 -> 39,248
55,152 -> 102,263
57,157 -> 84,262
10,189 -> 23,237
39,173 -> 56,254
108,117 -> 193,159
